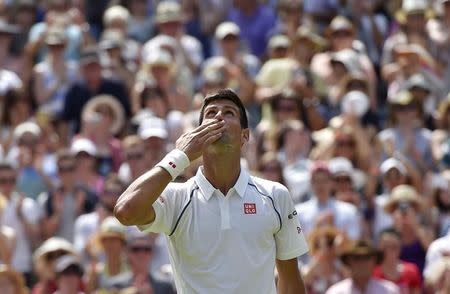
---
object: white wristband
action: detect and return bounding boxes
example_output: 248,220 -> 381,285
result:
156,149 -> 190,180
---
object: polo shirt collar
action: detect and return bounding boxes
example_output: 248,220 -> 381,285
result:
195,166 -> 249,201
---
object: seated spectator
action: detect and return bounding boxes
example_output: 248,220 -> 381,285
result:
0,160 -> 41,285
70,138 -> 104,197
53,255 -> 86,294
0,264 -> 27,294
121,229 -> 176,294
384,185 -> 434,274
374,228 -> 422,294
296,161 -> 362,240
80,94 -> 125,174
326,239 -> 400,294
32,237 -> 77,294
429,171 -> 450,237
85,216 -> 130,293
303,226 -> 349,294
62,47 -> 130,136
432,93 -> 450,170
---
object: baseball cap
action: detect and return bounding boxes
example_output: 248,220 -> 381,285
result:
268,34 -> 291,50
380,158 -> 407,176
215,22 -> 240,40
79,46 -> 100,66
146,49 -> 173,68
70,138 -> 97,157
138,117 -> 168,140
54,255 -> 83,277
329,157 -> 354,177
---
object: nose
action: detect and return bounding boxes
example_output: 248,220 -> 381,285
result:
214,110 -> 224,120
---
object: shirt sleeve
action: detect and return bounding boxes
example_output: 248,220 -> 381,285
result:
138,183 -> 189,235
273,183 -> 309,260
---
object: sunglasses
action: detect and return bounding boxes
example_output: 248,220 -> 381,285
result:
126,152 -> 144,161
129,246 -> 152,253
334,176 -> 352,183
336,140 -> 355,147
0,177 -> 16,185
332,30 -> 353,38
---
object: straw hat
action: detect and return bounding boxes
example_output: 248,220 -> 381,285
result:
89,217 -> 127,255
33,237 -> 76,262
395,0 -> 435,24
339,239 -> 383,265
0,264 -> 27,294
384,184 -> 425,214
295,25 -> 327,51
155,1 -> 183,24
326,15 -> 355,37
82,94 -> 126,135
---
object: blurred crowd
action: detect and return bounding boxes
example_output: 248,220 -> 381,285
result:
0,0 -> 449,293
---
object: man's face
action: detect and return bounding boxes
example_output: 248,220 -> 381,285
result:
202,99 -> 248,151
0,169 -> 16,196
311,171 -> 332,198
127,238 -> 153,270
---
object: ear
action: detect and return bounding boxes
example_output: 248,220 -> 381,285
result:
241,128 -> 250,147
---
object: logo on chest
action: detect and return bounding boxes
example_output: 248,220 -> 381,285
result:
244,203 -> 257,214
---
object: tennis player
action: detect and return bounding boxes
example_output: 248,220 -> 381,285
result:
115,89 -> 309,293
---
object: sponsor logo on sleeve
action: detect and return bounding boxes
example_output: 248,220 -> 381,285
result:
288,210 -> 297,219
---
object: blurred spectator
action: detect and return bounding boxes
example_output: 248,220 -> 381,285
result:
429,171 -> 450,237
124,0 -> 154,44
373,228 -> 422,294
38,149 -> 94,242
228,0 -> 276,57
0,264 -> 28,294
85,216 -> 130,293
142,1 -> 203,77
118,135 -> 146,184
0,160 -> 41,285
384,185 -> 433,274
53,255 -> 85,294
432,93 -> 450,170
296,161 -> 362,240
70,138 -> 103,197
326,239 -> 400,294
121,229 -> 176,294
31,236 -> 77,294
329,157 -> 365,207
0,223 -> 15,265
32,26 -> 79,119
276,119 -> 312,203
80,94 -> 125,175
302,226 -> 349,294
73,174 -> 125,261
0,19 -> 22,74
271,0 -> 306,40
137,117 -> 169,170
62,47 -> 131,136
256,151 -> 286,184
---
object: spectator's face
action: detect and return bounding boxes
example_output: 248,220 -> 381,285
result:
311,171 -> 332,198
48,44 -> 66,57
284,128 -> 311,156
333,174 -> 353,193
379,234 -> 401,261
347,255 -> 376,279
82,62 -> 102,84
150,65 -> 171,87
0,275 -> 16,294
383,169 -> 406,191
270,47 -> 289,59
406,13 -> 426,31
75,152 -> 96,170
313,234 -> 337,260
274,99 -> 300,122
331,30 -> 353,50
144,96 -> 168,118
57,159 -> 76,185
101,237 -> 125,256
130,0 -> 148,15
108,18 -> 127,33
334,136 -> 355,161
260,160 -> 283,182
127,239 -> 153,271
392,201 -> 417,229
158,21 -> 182,37
0,168 -> 16,196
394,104 -> 418,126
220,35 -> 239,55
143,136 -> 167,166
57,267 -> 82,293
124,145 -> 146,174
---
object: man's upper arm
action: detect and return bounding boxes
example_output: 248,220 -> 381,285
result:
274,184 -> 309,260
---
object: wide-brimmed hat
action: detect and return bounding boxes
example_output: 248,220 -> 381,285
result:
0,265 -> 27,294
13,121 -> 41,141
395,0 -> 434,24
394,43 -> 437,70
98,216 -> 126,241
384,184 -> 425,214
326,15 -> 355,37
0,19 -> 20,35
145,49 -> 173,69
330,49 -> 362,74
215,21 -> 240,40
295,25 -> 327,51
33,237 -> 76,262
82,94 -> 125,135
155,1 -> 183,24
340,239 -> 383,265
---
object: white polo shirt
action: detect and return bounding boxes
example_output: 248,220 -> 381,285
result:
139,166 -> 308,294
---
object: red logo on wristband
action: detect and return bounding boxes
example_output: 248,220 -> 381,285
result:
169,162 -> 177,168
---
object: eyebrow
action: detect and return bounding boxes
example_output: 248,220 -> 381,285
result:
205,105 -> 239,112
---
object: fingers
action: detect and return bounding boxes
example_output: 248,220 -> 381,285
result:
194,119 -> 225,136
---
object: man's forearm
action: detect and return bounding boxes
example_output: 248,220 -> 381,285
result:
277,277 -> 306,294
114,166 -> 172,226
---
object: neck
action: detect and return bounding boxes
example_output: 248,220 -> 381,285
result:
107,254 -> 123,275
203,151 -> 241,195
353,276 -> 371,292
382,258 -> 398,269
316,194 -> 329,205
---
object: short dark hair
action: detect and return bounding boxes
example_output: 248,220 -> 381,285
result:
198,89 -> 248,129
